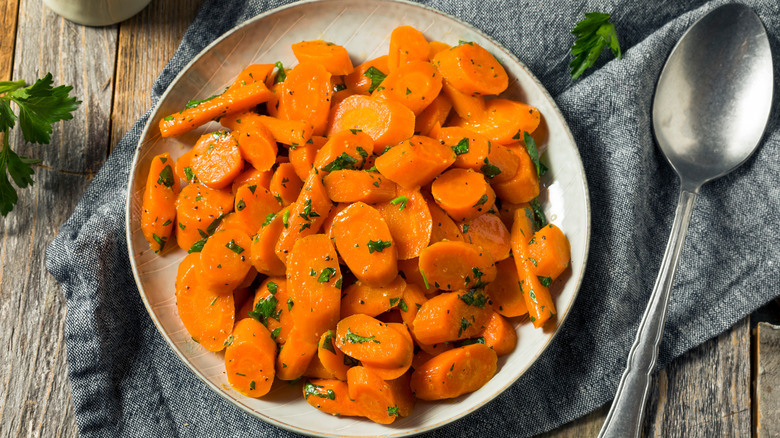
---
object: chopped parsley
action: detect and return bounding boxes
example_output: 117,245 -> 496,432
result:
344,328 -> 379,344
363,66 -> 387,93
248,295 -> 281,326
367,239 -> 392,254
458,317 -> 472,337
225,239 -> 245,254
185,94 -> 219,109
538,276 -> 552,287
452,138 -> 469,155
303,381 -> 336,400
317,267 -> 337,283
389,195 -> 408,210
458,289 -> 488,308
157,165 -> 175,188
322,152 -> 358,172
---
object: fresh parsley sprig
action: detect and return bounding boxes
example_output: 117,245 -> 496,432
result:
0,73 -> 80,216
569,12 -> 622,80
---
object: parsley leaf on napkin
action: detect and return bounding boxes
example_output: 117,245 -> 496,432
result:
569,12 -> 622,80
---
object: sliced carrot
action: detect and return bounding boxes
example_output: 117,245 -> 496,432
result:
437,126 -> 519,183
496,201 -> 529,230
141,153 -> 180,253
347,366 -> 403,424
340,275 -> 406,319
455,99 -> 541,144
412,291 -> 493,344
428,41 -> 451,57
335,314 -> 413,370
527,223 -> 571,281
479,312 -> 517,356
458,213 -> 511,261
225,317 -> 277,397
409,343 -> 497,400
221,183 -> 280,237
431,168 -> 496,222
249,277 -> 291,344
374,187 -> 432,260
231,167 -> 273,195
235,292 -> 255,322
269,162 -> 304,206
412,349 -> 436,371
322,169 -> 397,204
289,135 -> 327,181
345,55 -> 389,95
398,283 -> 427,329
418,240 -> 497,291
385,372 -> 415,417
225,115 -> 278,172
327,95 -> 415,153
292,40 -> 354,75
388,26 -> 429,72
428,198 -> 464,244
196,229 -> 253,294
493,143 -> 539,204
317,330 -> 351,381
511,207 -> 556,328
331,202 -> 397,287
432,41 -> 508,96
373,60 -> 442,115
313,129 -> 373,171
175,183 -> 234,251
397,258 -> 427,290
265,82 -> 283,118
374,135 -> 456,189
303,379 -> 364,417
230,63 -> 276,89
278,62 -> 332,136
416,339 -> 453,357
304,353 -> 335,379
189,131 -> 244,189
175,149 -> 197,183
175,253 -> 234,351
363,323 -> 414,380
415,93 -> 452,136
255,114 -> 314,147
485,258 -> 528,317
276,331 -> 318,381
441,80 -> 486,120
321,202 -> 350,240
274,170 -> 333,263
250,206 -> 288,276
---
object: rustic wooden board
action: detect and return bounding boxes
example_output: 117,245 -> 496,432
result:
757,322 -> 780,437
0,0 -> 19,81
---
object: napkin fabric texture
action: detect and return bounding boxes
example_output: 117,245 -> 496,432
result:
46,0 -> 780,436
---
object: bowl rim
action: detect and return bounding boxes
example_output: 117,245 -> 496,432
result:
125,0 -> 592,436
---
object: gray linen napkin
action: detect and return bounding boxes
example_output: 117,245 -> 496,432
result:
46,0 -> 780,436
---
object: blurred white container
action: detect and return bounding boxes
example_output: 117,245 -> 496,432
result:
43,0 -> 153,26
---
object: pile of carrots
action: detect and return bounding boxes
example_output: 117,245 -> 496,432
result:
140,26 -> 571,424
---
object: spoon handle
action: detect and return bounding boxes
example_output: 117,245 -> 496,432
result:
598,188 -> 698,438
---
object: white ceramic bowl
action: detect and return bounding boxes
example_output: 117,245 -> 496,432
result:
126,0 -> 591,436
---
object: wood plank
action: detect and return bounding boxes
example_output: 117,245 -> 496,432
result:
0,0 -> 117,436
0,0 -> 20,80
109,0 -> 203,152
756,322 -> 780,437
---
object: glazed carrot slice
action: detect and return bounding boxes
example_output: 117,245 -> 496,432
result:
432,41 -> 508,96
397,258 -> 428,290
335,314 -> 413,370
386,372 -> 415,417
257,115 -> 314,147
141,154 -> 180,253
175,183 -> 234,251
374,187 -> 432,260
175,253 -> 235,352
322,169 -> 397,204
431,168 -> 496,222
249,277 -> 291,344
317,330 -> 351,381
288,135 -> 327,181
458,213 -> 511,261
527,223 -> 571,281
409,343 -> 497,400
250,206 -> 288,276
418,240 -> 497,291
345,55 -> 389,94
230,63 -> 276,89
274,170 -> 333,263
304,354 -> 335,379
412,290 -> 493,344
226,116 -> 278,172
321,202 -> 350,240
496,201 -> 529,230
231,167 -> 273,195
428,198 -> 464,244
340,275 -> 406,319
455,98 -> 541,144
175,149 -> 197,183
327,95 -> 415,153
331,202 -> 398,287
303,379 -> 364,417
398,283 -> 427,328
189,131 -> 244,189
269,162 -> 303,207
441,80 -> 486,120
428,41 -> 451,58
415,93 -> 452,136
276,331 -> 319,381
292,40 -> 354,76
373,60 -> 442,115
278,62 -> 332,136
437,126 -> 519,183
374,135 -> 456,189
485,258 -> 528,317
511,207 -> 556,328
221,183 -> 280,237
362,323 -> 414,380
388,26 -> 429,72
196,229 -> 253,294
479,311 -> 517,356
233,287 -> 252,316
313,129 -> 373,171
493,143 -> 540,204
225,317 -> 277,397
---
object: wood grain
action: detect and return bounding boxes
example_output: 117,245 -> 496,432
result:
757,322 -> 780,437
0,0 -> 20,81
109,0 -> 203,152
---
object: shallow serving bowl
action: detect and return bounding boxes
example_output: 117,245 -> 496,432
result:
125,0 -> 591,436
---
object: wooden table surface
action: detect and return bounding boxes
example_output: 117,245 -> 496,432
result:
1,1 -> 778,437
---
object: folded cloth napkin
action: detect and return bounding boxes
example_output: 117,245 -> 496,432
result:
46,0 -> 780,436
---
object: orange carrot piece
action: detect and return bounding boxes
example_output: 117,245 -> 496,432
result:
322,169 -> 397,204
373,60 -> 442,115
230,63 -> 276,89
278,62 -> 332,136
428,41 -> 451,58
398,283 -> 427,329
321,202 -> 350,240
397,258 -> 427,290
189,131 -> 244,189
409,343 -> 497,400
141,153 -> 180,253
288,135 -> 327,181
496,201 -> 529,230
231,167 -> 273,195
256,115 -> 314,147
335,314 -> 413,370
249,277 -> 291,344
196,228 -> 253,294
340,275 -> 406,319
317,330 -> 351,381
250,206 -> 288,276
276,331 -> 319,381
327,95 -> 415,153
527,223 -> 571,281
418,240 -> 497,291
235,291 -> 255,322
224,317 -> 277,397
304,353 -> 335,379
431,168 -> 496,221
428,199 -> 464,244
493,143 -> 540,204
345,55 -> 389,95
374,135 -> 456,189
269,162 -> 304,207
458,213 -> 511,261
313,129 -> 374,171
388,26 -> 429,72
412,291 -> 493,344
233,287 -> 252,316
363,324 -> 414,381
479,312 -> 517,356
347,366 -> 403,424
386,372 -> 415,417
175,253 -> 235,351
485,258 -> 528,317
303,379 -> 364,417
175,183 -> 234,251
415,93 -> 452,136
374,187 -> 432,260
432,42 -> 508,96
274,171 -> 333,263
511,207 -> 556,328
331,202 -> 398,287
437,126 -> 519,183
455,99 -> 541,144
441,80 -> 486,120
222,183 -> 280,237
292,40 -> 354,76
226,116 -> 278,172
175,149 -> 197,183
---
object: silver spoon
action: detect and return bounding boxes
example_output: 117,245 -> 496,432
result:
598,4 -> 773,438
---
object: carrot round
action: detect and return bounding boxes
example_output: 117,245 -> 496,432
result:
274,170 -> 333,263
363,323 -> 414,380
418,240 -> 497,291
254,114 -> 315,147
415,93 -> 452,136
141,153 -> 180,253
335,314 -> 413,370
374,135 -> 456,189
313,129 -> 374,172
455,98 -> 541,144
511,207 -> 556,328
175,149 -> 197,183
327,95 -> 415,153
431,168 -> 496,222
345,55 -> 389,94
292,40 -> 354,76
428,196 -> 464,244
458,213 -> 511,261
398,283 -> 427,329
249,277 -> 291,344
322,169 -> 397,204
388,26 -> 429,72
397,258 -> 427,291
340,275 -> 406,319
412,290 -> 493,344
231,167 -> 273,194
493,143 -> 540,204
347,366 -> 404,424
276,331 -> 318,381
409,343 -> 497,400
189,131 -> 244,189
229,63 -> 276,89
269,162 -> 303,207
432,42 -> 508,96
288,135 -> 327,181
303,379 -> 364,417
196,229 -> 253,294
374,187 -> 432,260
485,258 -> 528,317
175,183 -> 234,251
225,317 -> 277,397
479,311 -> 517,356
527,223 -> 571,281
221,183 -> 280,237
441,80 -> 486,120
317,330 -> 351,381
278,62 -> 332,136
428,41 -> 451,58
223,114 -> 278,172
437,126 -> 519,183
331,202 -> 397,287
250,206 -> 288,276
373,60 -> 442,115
